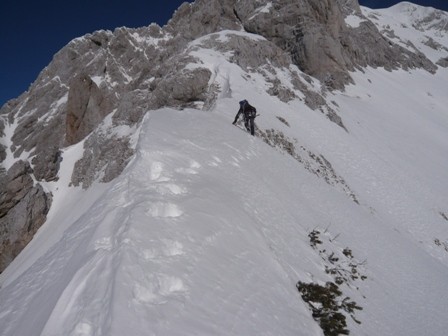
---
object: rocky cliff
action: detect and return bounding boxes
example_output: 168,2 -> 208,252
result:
0,0 -> 445,273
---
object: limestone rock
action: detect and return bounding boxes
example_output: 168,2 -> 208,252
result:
65,74 -> 113,145
166,0 -> 241,40
436,57 -> 448,67
335,0 -> 361,15
0,161 -> 34,218
149,67 -> 212,109
71,133 -> 134,189
0,118 -> 5,163
233,0 -> 436,89
0,161 -> 52,273
0,146 -> 5,163
31,147 -> 62,182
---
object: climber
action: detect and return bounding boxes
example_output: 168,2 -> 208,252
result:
232,99 -> 257,136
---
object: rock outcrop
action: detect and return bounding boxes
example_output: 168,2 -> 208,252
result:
232,0 -> 436,89
66,74 -> 113,146
0,161 -> 52,273
437,56 -> 448,67
165,0 -> 437,89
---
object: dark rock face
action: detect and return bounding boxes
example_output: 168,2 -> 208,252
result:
65,74 -> 113,145
234,0 -> 351,89
166,0 -> 241,39
437,57 -> 448,67
0,162 -> 34,218
31,147 -> 62,182
0,119 -> 5,162
70,133 -> 135,188
165,0 -> 436,90
0,161 -> 52,273
233,0 -> 436,89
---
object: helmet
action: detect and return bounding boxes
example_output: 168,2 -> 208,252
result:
239,99 -> 248,106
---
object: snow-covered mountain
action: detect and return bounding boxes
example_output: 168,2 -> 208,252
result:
1,1 -> 447,335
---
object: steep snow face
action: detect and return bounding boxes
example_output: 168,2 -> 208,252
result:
387,1 -> 448,31
331,66 -> 448,260
1,3 -> 448,336
363,2 -> 448,64
0,109 -> 324,336
1,102 -> 447,336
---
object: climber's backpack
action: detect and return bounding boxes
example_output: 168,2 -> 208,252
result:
243,102 -> 257,118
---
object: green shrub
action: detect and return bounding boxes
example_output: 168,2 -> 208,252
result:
297,281 -> 352,336
300,228 -> 366,335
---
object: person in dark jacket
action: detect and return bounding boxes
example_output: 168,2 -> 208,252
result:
232,99 -> 257,136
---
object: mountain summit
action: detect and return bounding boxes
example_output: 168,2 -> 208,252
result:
1,1 -> 448,335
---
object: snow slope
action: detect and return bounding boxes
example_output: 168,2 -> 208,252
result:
1,4 -> 448,336
363,2 -> 448,63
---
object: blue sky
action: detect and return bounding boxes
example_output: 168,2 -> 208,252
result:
1,0 -> 447,107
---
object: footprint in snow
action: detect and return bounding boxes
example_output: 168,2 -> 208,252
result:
141,240 -> 185,260
133,275 -> 187,305
208,156 -> 222,167
154,183 -> 187,196
189,160 -> 201,169
93,237 -> 113,251
146,202 -> 183,218
149,162 -> 170,182
71,322 -> 93,336
175,159 -> 202,175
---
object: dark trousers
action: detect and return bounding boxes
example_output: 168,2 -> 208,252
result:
245,117 -> 255,136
